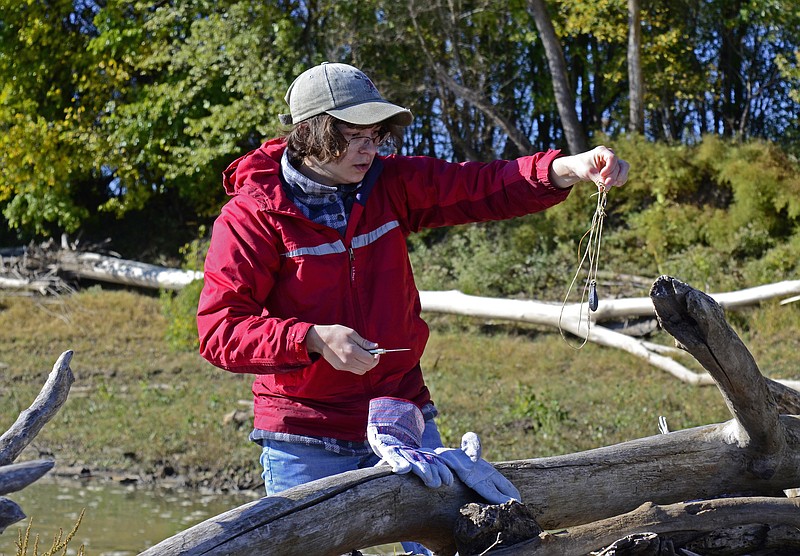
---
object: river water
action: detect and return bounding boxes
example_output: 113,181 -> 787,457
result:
0,477 -> 258,555
1,477 -> 403,555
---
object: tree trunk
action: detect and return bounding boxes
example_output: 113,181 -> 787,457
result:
627,0 -> 644,134
527,0 -> 589,153
140,276 -> 800,555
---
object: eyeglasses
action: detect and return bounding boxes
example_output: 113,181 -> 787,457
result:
342,130 -> 390,151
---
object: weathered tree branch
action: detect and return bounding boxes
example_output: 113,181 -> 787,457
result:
0,460 -> 55,496
0,497 -> 26,534
0,350 -> 74,466
651,276 -> 786,476
0,351 -> 74,533
0,460 -> 55,534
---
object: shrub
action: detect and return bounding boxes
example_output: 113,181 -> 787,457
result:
161,278 -> 204,352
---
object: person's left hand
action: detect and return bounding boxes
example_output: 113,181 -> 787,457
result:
550,146 -> 630,190
434,432 -> 522,504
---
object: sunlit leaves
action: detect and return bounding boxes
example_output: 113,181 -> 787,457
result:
0,0 -> 798,242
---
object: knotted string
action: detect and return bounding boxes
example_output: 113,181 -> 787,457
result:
559,186 -> 608,349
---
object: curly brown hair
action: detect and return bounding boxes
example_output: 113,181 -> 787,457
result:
284,114 -> 404,164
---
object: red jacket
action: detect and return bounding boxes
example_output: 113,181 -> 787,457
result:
197,138 -> 569,441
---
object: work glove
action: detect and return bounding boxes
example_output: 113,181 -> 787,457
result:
367,397 -> 454,488
435,432 -> 522,505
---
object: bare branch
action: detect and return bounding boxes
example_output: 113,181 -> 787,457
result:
0,460 -> 55,496
0,351 -> 74,466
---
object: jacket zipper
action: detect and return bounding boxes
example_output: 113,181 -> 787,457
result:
347,241 -> 376,399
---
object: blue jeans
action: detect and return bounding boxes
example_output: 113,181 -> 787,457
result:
259,419 -> 444,555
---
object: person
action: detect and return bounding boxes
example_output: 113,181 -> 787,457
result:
197,60 -> 628,516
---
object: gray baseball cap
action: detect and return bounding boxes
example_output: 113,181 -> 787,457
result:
279,62 -> 413,126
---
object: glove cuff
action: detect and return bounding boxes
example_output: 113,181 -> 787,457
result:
367,397 -> 425,448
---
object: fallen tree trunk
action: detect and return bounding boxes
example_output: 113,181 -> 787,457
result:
55,251 -> 203,291
3,243 -> 797,386
420,279 -> 800,332
0,243 -> 202,293
141,276 -> 800,555
419,284 -> 800,390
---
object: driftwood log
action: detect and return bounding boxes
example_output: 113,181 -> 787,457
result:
56,251 -> 203,291
420,281 -> 800,389
0,350 -> 74,533
0,242 -> 202,292
140,276 -> 800,555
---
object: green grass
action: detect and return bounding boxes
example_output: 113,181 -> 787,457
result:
0,288 -> 256,490
1,287 -> 798,491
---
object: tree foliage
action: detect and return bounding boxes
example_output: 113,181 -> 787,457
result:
0,0 -> 798,262
409,136 -> 800,299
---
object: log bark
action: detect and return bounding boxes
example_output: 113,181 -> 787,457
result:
141,276 -> 800,555
0,460 -> 54,495
497,496 -> 800,555
139,466 -> 473,556
0,497 -> 26,534
454,501 -> 541,555
56,251 -> 202,291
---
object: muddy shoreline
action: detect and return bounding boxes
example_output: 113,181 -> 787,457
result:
45,460 -> 264,496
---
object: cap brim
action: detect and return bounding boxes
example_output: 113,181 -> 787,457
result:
326,101 -> 413,127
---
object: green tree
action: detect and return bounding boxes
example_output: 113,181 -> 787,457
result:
1,0 -> 798,247
0,0 -> 102,237
86,1 -> 305,219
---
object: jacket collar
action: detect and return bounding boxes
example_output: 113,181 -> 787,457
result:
222,138 -> 384,212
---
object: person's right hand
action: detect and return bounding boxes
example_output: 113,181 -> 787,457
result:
367,397 -> 454,488
306,324 -> 379,375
